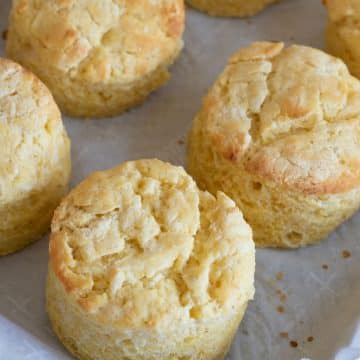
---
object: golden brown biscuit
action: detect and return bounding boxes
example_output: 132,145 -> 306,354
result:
46,159 -> 255,360
188,42 -> 360,248
7,0 -> 185,118
0,57 -> 71,255
186,0 -> 280,17
325,0 -> 360,79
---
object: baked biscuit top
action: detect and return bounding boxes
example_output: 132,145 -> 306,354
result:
0,57 -> 69,204
10,0 -> 185,84
49,160 -> 255,329
324,0 -> 360,22
197,42 -> 360,194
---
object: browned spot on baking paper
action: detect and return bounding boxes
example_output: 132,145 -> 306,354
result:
289,35 -> 295,41
275,289 -> 287,303
307,336 -> 314,342
342,250 -> 351,259
276,272 -> 284,281
177,139 -> 185,145
279,332 -> 288,339
289,340 -> 298,348
2,30 -> 7,41
277,305 -> 285,313
322,264 -> 329,270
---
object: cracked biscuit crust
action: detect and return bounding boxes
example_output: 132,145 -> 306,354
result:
186,0 -> 280,17
188,42 -> 360,247
0,57 -> 71,255
7,0 -> 185,117
325,0 -> 360,79
49,159 -> 254,330
194,42 -> 360,195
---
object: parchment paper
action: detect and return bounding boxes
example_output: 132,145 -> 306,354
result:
0,0 -> 359,359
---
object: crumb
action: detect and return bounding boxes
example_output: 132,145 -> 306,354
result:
322,264 -> 329,270
289,340 -> 298,348
280,294 -> 287,303
307,336 -> 314,342
242,329 -> 249,336
342,250 -> 351,259
177,139 -> 185,145
276,289 -> 282,295
276,272 -> 284,281
2,30 -> 7,41
279,332 -> 288,339
277,305 -> 285,313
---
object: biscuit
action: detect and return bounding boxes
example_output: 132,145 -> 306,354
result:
188,42 -> 360,248
7,0 -> 185,118
0,57 -> 71,255
325,0 -> 360,79
186,0 -> 280,17
46,159 -> 255,360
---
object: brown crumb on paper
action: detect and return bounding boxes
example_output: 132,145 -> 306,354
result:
307,336 -> 314,342
276,272 -> 284,281
279,332 -> 288,339
322,264 -> 329,270
289,340 -> 298,348
342,250 -> 351,259
275,289 -> 287,303
2,30 -> 7,41
177,139 -> 185,145
277,305 -> 285,313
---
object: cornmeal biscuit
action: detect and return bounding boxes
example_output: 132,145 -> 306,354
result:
7,0 -> 185,118
46,159 -> 255,360
188,42 -> 360,248
186,0 -> 280,17
325,0 -> 360,79
0,57 -> 71,255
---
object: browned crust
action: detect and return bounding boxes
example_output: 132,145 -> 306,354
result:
196,42 -> 360,195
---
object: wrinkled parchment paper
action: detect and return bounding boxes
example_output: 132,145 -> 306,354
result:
0,0 -> 359,359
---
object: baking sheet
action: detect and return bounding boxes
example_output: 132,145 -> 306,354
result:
0,0 -> 359,359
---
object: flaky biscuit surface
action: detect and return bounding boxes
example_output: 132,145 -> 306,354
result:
0,57 -> 71,255
47,159 -> 255,359
188,42 -> 360,247
7,0 -> 185,117
325,0 -> 360,79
